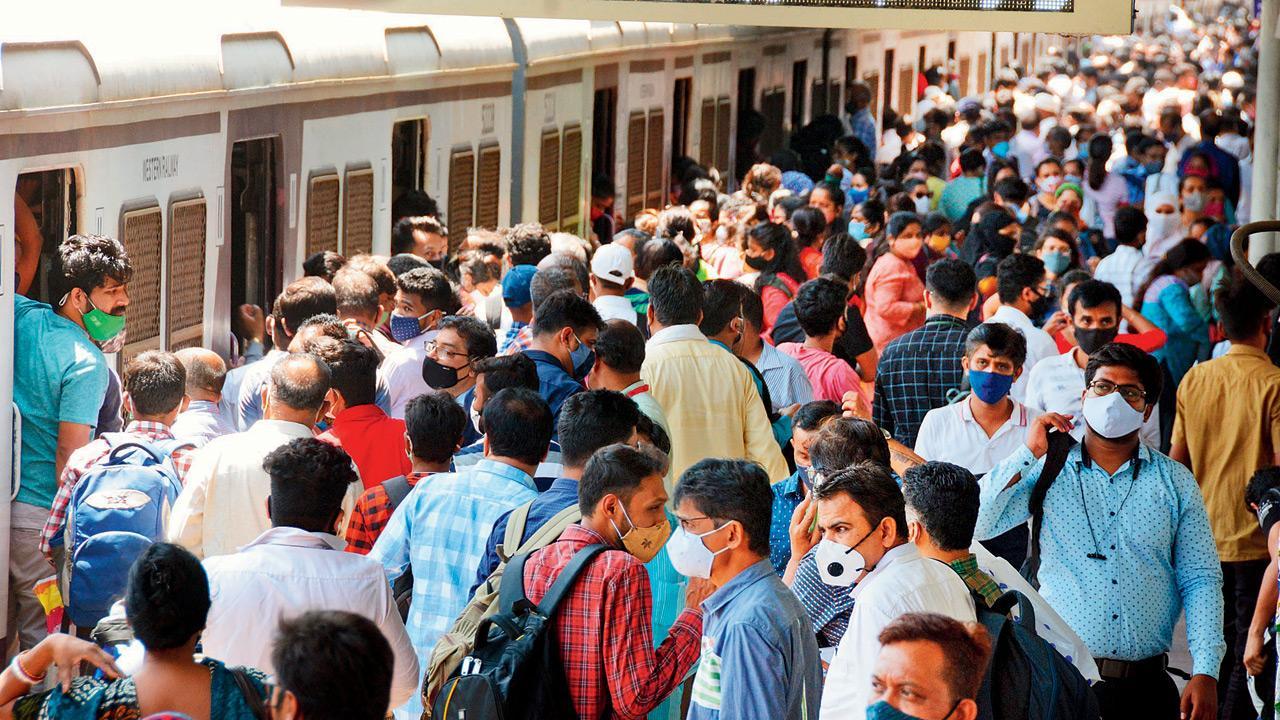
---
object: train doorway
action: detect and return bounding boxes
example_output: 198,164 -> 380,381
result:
229,137 -> 280,350
13,169 -> 78,305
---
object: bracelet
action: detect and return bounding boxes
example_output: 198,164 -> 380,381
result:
10,652 -> 46,685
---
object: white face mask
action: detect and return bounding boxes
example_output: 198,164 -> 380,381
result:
1147,211 -> 1179,240
913,195 -> 931,215
666,523 -> 732,579
816,537 -> 869,587
469,402 -> 483,433
1082,391 -> 1145,439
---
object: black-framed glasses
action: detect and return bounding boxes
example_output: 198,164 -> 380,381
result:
1087,380 -> 1145,403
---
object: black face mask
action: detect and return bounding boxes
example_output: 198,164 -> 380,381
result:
422,355 -> 464,390
744,254 -> 770,271
1029,291 -> 1054,320
1074,326 -> 1120,355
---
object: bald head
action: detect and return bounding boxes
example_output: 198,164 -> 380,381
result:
288,313 -> 346,352
267,353 -> 332,423
174,347 -> 227,402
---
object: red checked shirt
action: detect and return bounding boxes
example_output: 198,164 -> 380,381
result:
40,421 -> 195,556
522,524 -> 702,720
344,471 -> 434,555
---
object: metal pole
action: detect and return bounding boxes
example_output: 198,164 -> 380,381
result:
1249,0 -> 1280,261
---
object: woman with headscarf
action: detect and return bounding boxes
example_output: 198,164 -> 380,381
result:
1136,238 -> 1214,388
1143,189 -> 1183,260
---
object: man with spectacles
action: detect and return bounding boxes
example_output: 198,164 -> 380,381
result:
421,316 -> 497,445
976,343 -> 1223,720
522,289 -> 603,434
988,254 -> 1059,404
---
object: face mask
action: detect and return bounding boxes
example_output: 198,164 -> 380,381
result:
469,402 -> 483,433
666,523 -> 732,579
744,254 -> 770,271
1014,206 -> 1029,224
1183,191 -> 1206,213
390,311 -> 429,343
1148,212 -> 1178,239
913,195 -> 931,215
610,503 -> 672,563
849,187 -> 870,205
1082,391 -> 1145,439
571,343 -> 595,382
816,525 -> 876,587
968,369 -> 1014,405
1143,160 -> 1164,174
1039,175 -> 1063,193
1029,291 -> 1053,319
992,140 -> 1011,158
866,700 -> 959,720
1204,200 -> 1225,220
927,234 -> 951,254
1042,250 -> 1071,275
849,222 -> 868,242
80,295 -> 126,343
96,328 -> 128,354
1074,326 -> 1119,355
422,355 -> 464,390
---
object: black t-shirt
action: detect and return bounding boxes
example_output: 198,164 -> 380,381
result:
771,301 -> 874,369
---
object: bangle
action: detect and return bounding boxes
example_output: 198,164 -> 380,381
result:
10,652 -> 46,685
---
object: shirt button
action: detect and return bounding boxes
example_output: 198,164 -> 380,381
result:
1110,545 -> 1116,550
1109,511 -> 1115,516
1112,579 -> 1117,585
1112,614 -> 1119,620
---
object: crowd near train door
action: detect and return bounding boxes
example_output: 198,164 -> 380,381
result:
229,138 -> 280,352
13,169 -> 78,306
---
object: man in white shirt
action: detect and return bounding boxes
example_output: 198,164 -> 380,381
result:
379,267 -> 460,418
202,437 -> 418,713
172,347 -> 233,445
589,243 -> 639,324
169,353 -> 360,559
988,254 -> 1058,404
1093,207 -> 1155,308
915,323 -> 1031,476
815,462 -> 975,719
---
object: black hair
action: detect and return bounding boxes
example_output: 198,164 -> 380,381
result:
458,249 -> 500,286
474,354 -> 540,397
886,211 -> 922,239
1135,238 -> 1213,311
272,611 -> 394,720
1113,206 -> 1148,247
635,412 -> 672,455
1035,157 -> 1064,176
808,416 -> 890,472
794,277 -> 848,337
305,337 -> 378,408
992,176 -> 1030,205
1085,134 -> 1112,191
274,277 -> 338,337
959,148 -> 986,174
901,461 -> 981,551
483,387 -> 554,466
636,238 -> 685,281
591,173 -> 616,199
749,223 -> 806,295
996,254 -> 1046,305
819,233 -> 867,283
594,319 -> 646,374
657,205 -> 698,243
1215,271 -> 1276,341
303,250 -> 347,282
1085,343 -> 1163,403
404,391 -> 468,464
392,189 -> 439,221
56,234 -> 133,299
438,315 -> 498,359
123,351 -> 187,417
537,255 -> 590,300
125,543 -> 209,650
532,289 -> 603,337
1067,279 -> 1122,317
391,217 -> 446,256
296,313 -> 347,341
530,266 -> 581,310
387,253 -> 431,278
813,460 -> 907,540
739,284 -> 765,332
648,266 -> 704,327
812,180 -> 845,210
333,268 -> 382,318
673,458 -> 773,557
558,390 -> 641,468
922,212 -> 952,237
396,267 -> 461,314
794,400 -> 841,431
505,223 -> 553,266
579,443 -> 670,516
268,353 -> 332,412
964,322 -> 1027,368
699,279 -> 745,337
263,438 -> 359,532
1246,467 -> 1280,510
925,258 -> 978,309
791,207 -> 828,250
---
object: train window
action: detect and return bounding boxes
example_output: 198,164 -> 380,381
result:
897,66 -> 914,117
538,129 -> 561,231
947,41 -> 957,63
560,125 -> 583,236
759,89 -> 786,160
625,111 -> 646,218
305,172 -> 341,258
977,52 -> 989,94
447,147 -> 475,252
591,88 -> 618,184
1000,46 -> 1009,71
343,166 -> 375,256
715,97 -> 731,175
14,169 -> 77,305
168,197 -> 207,351
391,118 -> 429,207
475,144 -> 502,230
118,203 -> 163,367
644,110 -> 665,211
230,137 -> 279,329
959,57 -> 972,97
881,50 -> 894,125
791,61 -> 807,131
737,68 -> 756,114
917,47 -> 927,79
699,99 -> 716,167
812,79 -> 839,118
672,78 -> 692,161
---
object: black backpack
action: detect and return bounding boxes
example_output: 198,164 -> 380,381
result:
1020,431 -> 1078,588
430,544 -> 607,720
973,590 -> 1101,720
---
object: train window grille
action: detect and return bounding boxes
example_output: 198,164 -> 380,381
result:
560,124 -> 583,236
118,204 -> 163,369
644,109 -> 664,211
305,173 -> 341,257
672,78 -> 692,161
715,97 -> 732,175
699,98 -> 717,167
897,66 -> 915,117
167,198 -> 207,351
865,72 -> 880,120
759,89 -> 786,159
625,111 -> 646,218
539,129 -> 562,231
448,147 -> 476,253
475,144 -> 502,231
959,56 -> 972,97
791,60 -> 808,131
343,167 -> 375,256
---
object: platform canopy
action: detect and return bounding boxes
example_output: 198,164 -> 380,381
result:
283,0 -> 1135,35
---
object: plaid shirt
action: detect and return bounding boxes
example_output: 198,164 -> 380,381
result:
40,421 -> 194,556
872,314 -> 970,448
344,471 -> 433,555
500,322 -> 531,355
948,553 -> 1003,608
524,524 -> 702,720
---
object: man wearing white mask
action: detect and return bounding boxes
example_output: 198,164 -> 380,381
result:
671,458 -> 822,720
975,343 -> 1223,720
817,462 -> 974,719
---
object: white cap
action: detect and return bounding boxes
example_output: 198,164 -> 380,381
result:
1034,92 -> 1061,115
591,243 -> 634,284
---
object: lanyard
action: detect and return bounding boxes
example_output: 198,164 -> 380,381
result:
1077,446 -> 1142,562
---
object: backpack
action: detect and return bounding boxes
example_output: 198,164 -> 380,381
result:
430,543 -> 607,720
64,436 -> 192,629
423,502 -> 582,714
1020,431 -> 1079,588
380,475 -> 416,621
973,590 -> 1101,720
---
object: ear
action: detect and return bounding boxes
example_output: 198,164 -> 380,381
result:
954,698 -> 980,720
404,432 -> 414,460
332,509 -> 347,537
966,293 -> 979,312
180,394 -> 192,414
559,326 -> 576,346
1013,365 -> 1024,382
266,496 -> 273,522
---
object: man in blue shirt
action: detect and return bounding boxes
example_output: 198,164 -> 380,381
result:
976,343 -> 1223,720
844,80 -> 879,164
522,289 -> 602,431
671,458 -> 821,720
12,233 -> 130,651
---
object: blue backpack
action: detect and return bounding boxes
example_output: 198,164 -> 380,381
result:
65,436 -> 191,628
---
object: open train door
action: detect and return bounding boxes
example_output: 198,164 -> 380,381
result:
0,192 -> 16,645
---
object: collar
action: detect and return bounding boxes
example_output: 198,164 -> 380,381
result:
561,523 -> 612,546
991,304 -> 1032,327
241,526 -> 345,552
124,421 -> 173,438
523,348 -> 572,375
1227,343 -> 1270,361
473,458 -> 537,491
779,469 -> 807,499
183,400 -> 220,413
546,476 -> 581,495
924,314 -> 968,328
754,342 -> 785,371
623,380 -> 650,398
647,324 -> 708,347
708,338 -> 732,352
701,559 -> 775,615
850,543 -> 918,600
332,404 -> 389,423
248,419 -> 316,438
1111,244 -> 1141,258
948,553 -> 981,575
595,295 -> 634,310
406,471 -> 438,485
959,397 -> 1028,426
1078,442 -> 1151,476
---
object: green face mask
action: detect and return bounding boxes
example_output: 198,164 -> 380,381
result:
82,296 -> 126,343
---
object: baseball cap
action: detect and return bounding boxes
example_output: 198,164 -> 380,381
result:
590,243 -> 634,284
502,264 -> 537,307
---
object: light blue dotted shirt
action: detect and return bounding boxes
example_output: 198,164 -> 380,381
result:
976,443 -> 1225,677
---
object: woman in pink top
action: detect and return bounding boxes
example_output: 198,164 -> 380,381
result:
746,222 -> 806,333
863,211 -> 927,351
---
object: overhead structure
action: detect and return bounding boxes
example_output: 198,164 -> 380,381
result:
284,0 -> 1135,35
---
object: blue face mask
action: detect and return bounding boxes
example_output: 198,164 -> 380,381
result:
992,141 -> 1010,159
849,187 -> 870,205
571,342 -> 595,381
849,222 -> 868,241
1143,160 -> 1164,175
969,368 -> 1014,404
1013,206 -> 1029,224
866,700 -> 959,720
389,310 -> 432,343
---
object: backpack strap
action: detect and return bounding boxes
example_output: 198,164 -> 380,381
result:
381,475 -> 413,512
497,502 -> 535,563
497,551 -> 531,616
535,544 -> 609,616
763,276 -> 796,301
989,590 -> 1037,628
1021,432 -> 1078,588
514,504 -> 581,556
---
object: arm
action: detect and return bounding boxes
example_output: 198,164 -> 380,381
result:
1170,383 -> 1191,469
1245,524 -> 1280,676
1162,285 -> 1210,335
166,454 -> 213,559
713,623 -> 787,720
871,367 -> 892,436
1172,471 -> 1228,680
376,577 -> 422,711
0,634 -> 120,710
53,423 -> 92,484
761,287 -> 789,330
343,489 -> 377,555
13,195 -> 40,297
974,445 -> 1046,541
867,271 -> 919,326
854,346 -> 877,383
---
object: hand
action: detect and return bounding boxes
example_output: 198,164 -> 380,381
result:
788,494 -> 822,561
684,577 -> 715,610
235,304 -> 266,343
27,634 -> 122,692
1179,673 -> 1216,720
1244,630 -> 1268,676
1026,412 -> 1074,459
1042,311 -> 1069,337
826,164 -> 844,179
840,391 -> 870,419
779,403 -> 801,418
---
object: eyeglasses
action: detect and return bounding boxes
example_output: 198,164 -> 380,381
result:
675,515 -> 723,532
425,341 -> 470,362
1087,380 -> 1146,404
572,333 -> 597,352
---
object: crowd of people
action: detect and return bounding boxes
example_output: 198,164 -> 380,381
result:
3,1 -> 1280,719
